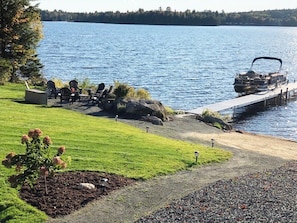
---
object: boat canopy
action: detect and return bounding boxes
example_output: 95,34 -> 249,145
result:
250,57 -> 282,70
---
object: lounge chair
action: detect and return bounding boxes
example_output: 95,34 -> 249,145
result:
88,82 -> 105,104
69,80 -> 82,101
97,85 -> 114,108
47,80 -> 57,99
101,85 -> 113,99
58,87 -> 72,103
96,85 -> 114,103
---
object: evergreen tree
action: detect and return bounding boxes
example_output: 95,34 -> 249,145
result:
0,0 -> 43,83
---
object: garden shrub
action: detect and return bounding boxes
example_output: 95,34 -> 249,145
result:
2,128 -> 69,193
113,82 -> 131,99
136,88 -> 151,99
113,81 -> 151,100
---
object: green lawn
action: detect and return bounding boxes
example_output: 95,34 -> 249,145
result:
0,83 -> 232,222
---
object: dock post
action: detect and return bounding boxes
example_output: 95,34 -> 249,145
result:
279,89 -> 283,105
286,88 -> 288,101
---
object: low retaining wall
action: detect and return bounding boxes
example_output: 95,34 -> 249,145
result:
25,89 -> 47,105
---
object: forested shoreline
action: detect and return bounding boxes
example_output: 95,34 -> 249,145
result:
40,8 -> 297,26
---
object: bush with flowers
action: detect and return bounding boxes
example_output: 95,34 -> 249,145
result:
2,128 -> 69,193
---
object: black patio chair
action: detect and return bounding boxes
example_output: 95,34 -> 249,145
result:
69,80 -> 82,101
47,80 -> 57,99
88,82 -> 106,104
58,87 -> 72,103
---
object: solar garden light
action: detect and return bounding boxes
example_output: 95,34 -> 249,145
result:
101,178 -> 108,191
115,114 -> 118,122
211,138 -> 215,147
146,126 -> 149,133
195,151 -> 199,163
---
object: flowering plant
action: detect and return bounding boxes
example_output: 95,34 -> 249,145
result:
2,128 -> 69,192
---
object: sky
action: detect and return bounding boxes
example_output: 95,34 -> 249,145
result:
35,0 -> 297,13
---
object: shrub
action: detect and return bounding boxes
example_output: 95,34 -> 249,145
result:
136,88 -> 151,99
126,87 -> 136,98
2,128 -> 69,193
113,81 -> 151,99
52,78 -> 64,88
165,106 -> 175,115
113,82 -> 131,99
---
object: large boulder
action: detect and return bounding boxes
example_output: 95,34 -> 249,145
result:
100,98 -> 168,122
125,99 -> 168,121
196,114 -> 232,131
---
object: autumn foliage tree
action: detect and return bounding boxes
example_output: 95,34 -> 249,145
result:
0,0 -> 43,84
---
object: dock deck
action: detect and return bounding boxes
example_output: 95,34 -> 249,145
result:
187,82 -> 297,115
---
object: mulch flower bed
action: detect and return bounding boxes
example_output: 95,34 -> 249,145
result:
20,171 -> 136,218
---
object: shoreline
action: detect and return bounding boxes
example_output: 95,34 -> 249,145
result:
49,98 -> 297,161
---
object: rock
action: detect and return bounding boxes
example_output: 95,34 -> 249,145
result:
100,99 -> 115,111
141,115 -> 164,125
100,98 -> 168,121
196,114 -> 232,131
125,99 -> 167,121
79,183 -> 96,190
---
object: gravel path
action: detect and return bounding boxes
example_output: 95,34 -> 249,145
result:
136,161 -> 297,223
47,100 -> 296,223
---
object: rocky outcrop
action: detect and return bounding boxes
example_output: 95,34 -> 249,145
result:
101,98 -> 168,123
140,115 -> 164,125
125,99 -> 167,121
196,114 -> 232,131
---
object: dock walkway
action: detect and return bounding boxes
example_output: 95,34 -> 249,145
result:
187,82 -> 297,115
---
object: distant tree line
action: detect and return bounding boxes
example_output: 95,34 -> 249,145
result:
40,8 -> 297,26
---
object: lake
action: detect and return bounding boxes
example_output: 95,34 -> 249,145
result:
38,22 -> 297,141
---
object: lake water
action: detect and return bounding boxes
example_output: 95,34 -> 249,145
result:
38,22 -> 297,141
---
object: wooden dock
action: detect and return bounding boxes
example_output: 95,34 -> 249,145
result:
187,82 -> 297,115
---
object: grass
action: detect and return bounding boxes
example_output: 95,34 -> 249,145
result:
0,83 -> 232,222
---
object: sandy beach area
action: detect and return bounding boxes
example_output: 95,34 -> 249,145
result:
182,129 -> 297,160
